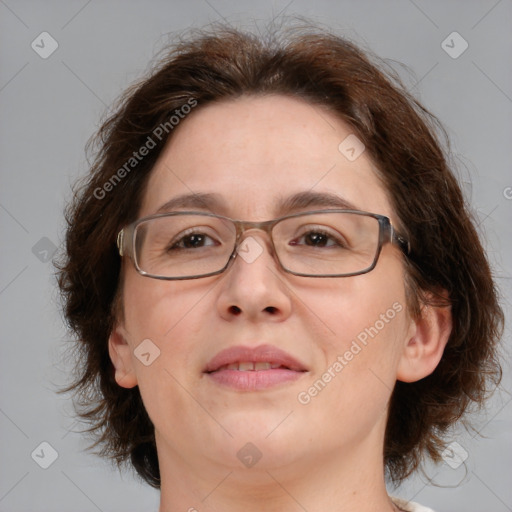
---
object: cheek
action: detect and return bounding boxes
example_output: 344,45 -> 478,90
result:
120,273 -> 209,425
295,301 -> 407,448
304,253 -> 408,354
299,257 -> 409,408
121,271 -> 209,393
122,269 -> 204,339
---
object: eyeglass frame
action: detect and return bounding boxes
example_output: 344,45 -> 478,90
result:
116,209 -> 411,280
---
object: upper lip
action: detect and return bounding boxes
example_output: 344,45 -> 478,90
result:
204,344 -> 308,373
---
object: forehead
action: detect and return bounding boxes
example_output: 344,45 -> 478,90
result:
140,95 -> 393,220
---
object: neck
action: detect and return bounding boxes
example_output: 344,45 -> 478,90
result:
157,430 -> 397,512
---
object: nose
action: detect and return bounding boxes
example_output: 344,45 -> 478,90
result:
215,232 -> 293,322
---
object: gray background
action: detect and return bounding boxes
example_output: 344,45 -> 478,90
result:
1,1 -> 511,511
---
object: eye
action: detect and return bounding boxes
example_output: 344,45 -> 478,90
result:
167,229 -> 218,250
290,228 -> 347,248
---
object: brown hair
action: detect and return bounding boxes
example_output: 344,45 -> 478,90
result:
56,23 -> 503,487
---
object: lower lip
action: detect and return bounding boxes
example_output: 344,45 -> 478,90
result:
206,369 -> 305,390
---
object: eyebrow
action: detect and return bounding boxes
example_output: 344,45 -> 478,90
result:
154,191 -> 359,217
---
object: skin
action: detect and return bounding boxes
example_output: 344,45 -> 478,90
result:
109,95 -> 452,512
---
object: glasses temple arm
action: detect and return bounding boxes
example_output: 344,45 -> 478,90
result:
117,230 -> 125,256
392,228 -> 411,255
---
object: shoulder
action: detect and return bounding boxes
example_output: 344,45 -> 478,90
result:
390,496 -> 436,512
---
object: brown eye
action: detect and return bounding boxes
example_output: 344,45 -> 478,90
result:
290,229 -> 347,249
168,231 -> 217,251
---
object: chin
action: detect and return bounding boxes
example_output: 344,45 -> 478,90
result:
218,407 -> 295,438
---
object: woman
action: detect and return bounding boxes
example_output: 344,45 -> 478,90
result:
57,23 -> 503,512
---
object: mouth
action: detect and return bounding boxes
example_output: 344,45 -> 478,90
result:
214,361 -> 292,371
204,344 -> 308,391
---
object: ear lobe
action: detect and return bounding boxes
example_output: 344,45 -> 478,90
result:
108,325 -> 138,389
397,297 -> 452,383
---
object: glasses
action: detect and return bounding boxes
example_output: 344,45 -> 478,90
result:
116,209 -> 410,280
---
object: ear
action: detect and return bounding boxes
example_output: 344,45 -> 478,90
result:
108,324 -> 138,389
397,294 -> 452,383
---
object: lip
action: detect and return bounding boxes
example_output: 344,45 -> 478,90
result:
204,344 -> 308,391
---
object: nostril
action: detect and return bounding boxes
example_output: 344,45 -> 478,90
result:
265,306 -> 278,314
229,305 -> 242,315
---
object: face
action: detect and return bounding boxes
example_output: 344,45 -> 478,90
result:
110,95 -> 417,477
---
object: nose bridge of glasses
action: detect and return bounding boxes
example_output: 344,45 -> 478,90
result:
236,218 -> 274,235
232,218 -> 278,255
